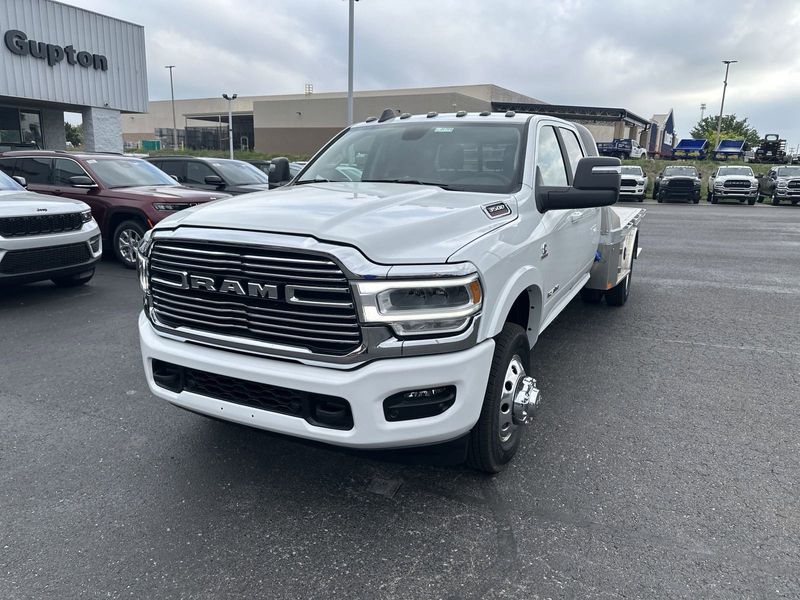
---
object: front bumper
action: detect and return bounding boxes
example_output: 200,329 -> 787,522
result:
619,185 -> 645,197
714,188 -> 758,198
774,188 -> 800,197
0,222 -> 102,283
139,313 -> 494,449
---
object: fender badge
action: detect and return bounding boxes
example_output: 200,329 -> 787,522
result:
36,208 -> 48,212
482,202 -> 511,219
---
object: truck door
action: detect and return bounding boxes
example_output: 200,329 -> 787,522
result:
534,125 -> 597,318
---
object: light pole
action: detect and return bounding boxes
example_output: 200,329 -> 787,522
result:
222,93 -> 237,159
347,0 -> 357,125
700,103 -> 706,121
715,60 -> 737,148
165,65 -> 177,150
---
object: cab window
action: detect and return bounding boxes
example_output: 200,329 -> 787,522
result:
536,126 -> 568,187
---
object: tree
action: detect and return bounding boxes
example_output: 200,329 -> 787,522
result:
64,122 -> 82,147
690,114 -> 760,147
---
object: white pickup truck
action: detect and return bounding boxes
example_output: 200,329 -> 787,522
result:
136,111 -> 645,472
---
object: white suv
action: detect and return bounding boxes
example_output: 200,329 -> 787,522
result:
0,171 -> 102,286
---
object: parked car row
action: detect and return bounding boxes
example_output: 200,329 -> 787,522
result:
0,151 -> 299,272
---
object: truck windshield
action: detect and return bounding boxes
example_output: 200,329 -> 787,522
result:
91,157 -> 178,188
717,167 -> 753,176
296,122 -> 526,194
0,169 -> 24,191
776,166 -> 800,177
621,166 -> 643,176
664,167 -> 696,176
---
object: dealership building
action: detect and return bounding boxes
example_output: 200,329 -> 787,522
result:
0,0 -> 147,152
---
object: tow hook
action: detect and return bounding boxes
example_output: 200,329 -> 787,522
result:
512,376 -> 541,425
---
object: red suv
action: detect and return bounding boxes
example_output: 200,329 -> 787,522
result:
0,151 -> 230,267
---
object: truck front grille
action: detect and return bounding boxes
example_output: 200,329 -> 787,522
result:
667,179 -> 693,190
148,240 -> 362,355
621,178 -> 637,187
0,242 -> 91,274
788,180 -> 800,189
723,180 -> 751,188
0,213 -> 84,238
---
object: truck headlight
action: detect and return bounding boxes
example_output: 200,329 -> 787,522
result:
777,178 -> 789,187
136,230 -> 153,295
354,274 -> 482,337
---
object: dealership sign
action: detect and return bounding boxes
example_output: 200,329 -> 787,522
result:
4,29 -> 108,71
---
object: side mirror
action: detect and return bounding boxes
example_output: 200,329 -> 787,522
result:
539,157 -> 620,212
169,174 -> 180,183
12,175 -> 27,188
204,175 -> 225,187
69,175 -> 97,188
269,157 -> 291,185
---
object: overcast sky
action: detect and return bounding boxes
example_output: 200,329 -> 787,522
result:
62,0 -> 800,147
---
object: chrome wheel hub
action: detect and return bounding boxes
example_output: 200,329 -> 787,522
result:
498,355 -> 541,444
118,228 -> 142,264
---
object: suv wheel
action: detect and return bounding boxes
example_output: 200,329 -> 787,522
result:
113,219 -> 146,268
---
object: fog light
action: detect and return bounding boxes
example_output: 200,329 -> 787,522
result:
383,386 -> 456,421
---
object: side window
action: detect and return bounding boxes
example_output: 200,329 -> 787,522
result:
186,161 -> 216,185
0,158 -> 16,177
559,128 -> 585,176
54,158 -> 90,185
16,157 -> 52,185
159,160 -> 186,183
536,126 -> 568,187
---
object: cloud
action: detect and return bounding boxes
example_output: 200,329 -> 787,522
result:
62,0 -> 800,147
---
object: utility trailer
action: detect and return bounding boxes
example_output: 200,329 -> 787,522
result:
671,138 -> 709,160
712,139 -> 749,161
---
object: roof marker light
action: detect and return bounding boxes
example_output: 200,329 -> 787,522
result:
456,110 -> 467,117
505,111 -> 516,117
426,112 -> 438,118
479,111 -> 491,116
365,116 -> 377,123
399,112 -> 411,119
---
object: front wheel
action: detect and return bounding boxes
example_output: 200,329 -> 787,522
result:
710,194 -> 718,204
772,193 -> 781,206
113,219 -> 147,268
467,323 -> 534,473
748,197 -> 756,205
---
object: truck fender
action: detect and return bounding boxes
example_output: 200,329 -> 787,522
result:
481,266 -> 544,349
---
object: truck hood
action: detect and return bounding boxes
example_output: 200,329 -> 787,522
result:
159,181 -> 518,264
107,185 -> 229,202
0,189 -> 89,217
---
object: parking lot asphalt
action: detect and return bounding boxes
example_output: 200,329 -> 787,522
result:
2,202 -> 799,599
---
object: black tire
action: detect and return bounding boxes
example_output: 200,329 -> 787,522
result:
52,268 -> 95,287
638,195 -> 644,202
772,193 -> 781,206
757,196 -> 764,204
657,192 -> 664,203
606,245 -> 634,307
710,194 -> 718,204
467,323 -> 530,473
706,192 -> 712,202
580,288 -> 604,304
748,197 -> 756,206
112,219 -> 147,268
692,196 -> 700,204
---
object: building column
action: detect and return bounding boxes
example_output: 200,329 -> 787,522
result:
613,121 -> 625,139
82,107 -> 122,152
41,109 -> 66,150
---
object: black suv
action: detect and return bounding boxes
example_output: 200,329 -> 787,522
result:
146,156 -> 272,195
653,165 -> 702,203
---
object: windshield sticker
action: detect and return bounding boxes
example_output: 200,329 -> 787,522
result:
434,127 -> 454,133
483,202 -> 511,219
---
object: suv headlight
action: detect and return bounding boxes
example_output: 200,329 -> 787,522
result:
81,209 -> 94,223
153,202 -> 197,211
354,274 -> 482,337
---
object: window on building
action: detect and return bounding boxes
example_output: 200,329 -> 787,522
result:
0,107 -> 21,144
20,111 -> 43,147
186,161 -> 217,185
54,159 -> 90,186
536,126 -> 568,187
16,157 -> 52,185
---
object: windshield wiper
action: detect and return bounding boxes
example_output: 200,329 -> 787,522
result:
294,177 -> 332,185
361,179 -> 454,190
